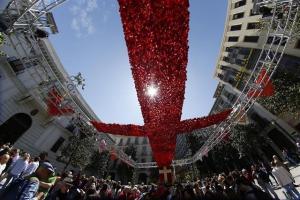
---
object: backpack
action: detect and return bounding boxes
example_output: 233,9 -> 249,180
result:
0,177 -> 39,200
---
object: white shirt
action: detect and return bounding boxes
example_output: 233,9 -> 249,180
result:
22,161 -> 39,177
9,158 -> 28,176
11,154 -> 20,164
272,166 -> 294,186
0,163 -> 6,175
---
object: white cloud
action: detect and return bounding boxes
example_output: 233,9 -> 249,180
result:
70,0 -> 99,37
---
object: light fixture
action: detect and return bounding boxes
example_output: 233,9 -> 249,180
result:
146,85 -> 158,98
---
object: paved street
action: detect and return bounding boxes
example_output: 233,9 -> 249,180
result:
274,165 -> 300,200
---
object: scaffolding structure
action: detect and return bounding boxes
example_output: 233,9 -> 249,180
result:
0,0 -> 299,169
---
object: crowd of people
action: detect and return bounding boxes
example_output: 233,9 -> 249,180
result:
0,143 -> 299,200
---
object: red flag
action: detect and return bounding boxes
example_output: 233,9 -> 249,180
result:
47,88 -> 74,116
248,68 -> 275,98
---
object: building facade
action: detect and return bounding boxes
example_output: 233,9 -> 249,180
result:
0,1 -> 115,172
211,0 -> 300,160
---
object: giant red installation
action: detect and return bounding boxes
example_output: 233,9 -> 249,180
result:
91,0 -> 231,167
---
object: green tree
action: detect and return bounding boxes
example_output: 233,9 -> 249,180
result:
59,135 -> 96,171
117,144 -> 136,184
85,150 -> 110,178
258,69 -> 300,118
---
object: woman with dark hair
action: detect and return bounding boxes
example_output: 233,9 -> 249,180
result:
99,183 -> 112,200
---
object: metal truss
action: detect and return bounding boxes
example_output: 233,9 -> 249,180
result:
1,0 -> 299,169
0,0 -> 137,168
192,0 -> 300,163
1,0 -> 67,33
135,0 -> 300,168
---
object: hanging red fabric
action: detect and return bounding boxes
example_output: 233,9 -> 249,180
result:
92,0 -> 232,167
247,68 -> 275,98
47,88 -> 74,116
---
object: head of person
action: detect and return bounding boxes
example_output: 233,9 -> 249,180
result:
241,169 -> 248,176
102,183 -> 108,191
11,148 -> 19,156
124,186 -> 131,194
35,162 -> 55,180
34,157 -> 40,162
39,151 -> 48,161
23,153 -> 30,160
0,153 -> 10,164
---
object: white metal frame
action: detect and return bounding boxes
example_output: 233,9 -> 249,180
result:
1,0 -> 299,169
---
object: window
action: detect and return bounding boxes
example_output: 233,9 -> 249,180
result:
228,36 -> 239,42
244,36 -> 259,43
142,137 -> 147,144
247,22 -> 259,29
250,9 -> 259,16
295,39 -> 300,49
239,47 -> 251,55
8,58 -> 25,73
267,36 -> 287,46
141,146 -> 147,155
234,0 -> 246,8
230,24 -> 242,31
225,47 -> 233,52
51,137 -> 65,153
126,138 -> 131,145
235,59 -> 246,66
223,56 -> 230,62
134,137 -> 139,145
220,65 -> 231,71
232,12 -> 244,20
119,138 -> 123,145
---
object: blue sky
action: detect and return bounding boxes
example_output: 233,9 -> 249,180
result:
50,0 -> 227,125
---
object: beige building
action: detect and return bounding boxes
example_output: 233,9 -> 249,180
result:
211,0 -> 300,160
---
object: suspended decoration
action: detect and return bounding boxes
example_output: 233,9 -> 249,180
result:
247,67 -> 275,98
91,0 -> 232,167
47,88 -> 74,116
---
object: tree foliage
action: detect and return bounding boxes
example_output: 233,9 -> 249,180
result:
85,150 -> 110,178
229,124 -> 262,154
258,70 -> 300,118
117,144 -> 137,184
60,135 -> 96,170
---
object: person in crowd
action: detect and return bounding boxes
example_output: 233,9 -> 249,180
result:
0,153 -> 10,175
118,186 -> 134,200
242,168 -> 254,186
1,161 -> 57,199
282,148 -> 298,166
1,152 -> 30,188
235,176 -> 274,200
3,145 -> 300,200
33,162 -> 58,200
2,148 -> 20,173
0,143 -> 11,157
22,156 -> 40,178
252,164 -> 279,199
39,151 -> 49,163
271,161 -> 300,200
260,161 -> 278,186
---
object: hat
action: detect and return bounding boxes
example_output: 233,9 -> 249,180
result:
40,162 -> 55,173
